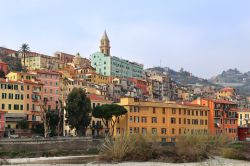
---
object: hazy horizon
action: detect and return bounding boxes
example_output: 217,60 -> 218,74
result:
1,0 -> 250,78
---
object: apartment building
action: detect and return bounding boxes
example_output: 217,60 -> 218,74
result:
36,70 -> 61,111
192,98 -> 238,140
114,97 -> 209,142
0,78 -> 43,129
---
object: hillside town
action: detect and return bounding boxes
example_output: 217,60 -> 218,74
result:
0,31 -> 250,142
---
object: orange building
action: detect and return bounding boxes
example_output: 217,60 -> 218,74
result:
114,97 -> 209,142
192,98 -> 238,140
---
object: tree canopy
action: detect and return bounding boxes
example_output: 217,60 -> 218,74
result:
65,88 -> 91,136
0,69 -> 5,78
92,104 -> 127,136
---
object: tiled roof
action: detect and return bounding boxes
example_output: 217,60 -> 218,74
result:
88,94 -> 112,103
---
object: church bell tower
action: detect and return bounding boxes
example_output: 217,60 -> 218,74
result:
100,30 -> 110,56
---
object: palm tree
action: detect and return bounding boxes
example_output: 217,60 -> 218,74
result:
19,43 -> 30,70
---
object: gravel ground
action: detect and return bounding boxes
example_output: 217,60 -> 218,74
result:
1,156 -> 250,166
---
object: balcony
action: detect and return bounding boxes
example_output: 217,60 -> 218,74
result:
32,95 -> 41,102
32,88 -> 41,93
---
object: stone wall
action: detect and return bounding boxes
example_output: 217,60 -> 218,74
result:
0,139 -> 102,153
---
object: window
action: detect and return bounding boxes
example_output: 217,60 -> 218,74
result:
20,105 -> 23,110
161,128 -> 167,134
27,85 -> 29,90
153,107 -> 156,113
152,128 -> 157,135
171,138 -> 176,142
205,111 -> 208,116
171,118 -> 176,124
179,118 -> 181,124
162,117 -> 166,123
14,85 -> 18,90
50,89 -> 53,94
142,117 -> 147,123
21,94 -> 23,100
1,104 -> 5,109
14,104 -> 19,110
142,128 -> 147,135
179,128 -> 182,134
8,104 -> 11,110
129,127 -> 133,134
130,116 -> 133,123
152,117 -> 157,123
179,108 -> 181,114
32,104 -> 35,111
134,116 -> 140,123
56,82 -> 58,86
162,108 -> 165,114
172,108 -> 176,114
27,94 -> 29,99
171,128 -> 175,134
27,104 -> 29,111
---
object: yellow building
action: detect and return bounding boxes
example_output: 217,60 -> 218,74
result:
216,87 -> 236,100
22,55 -> 59,70
115,97 -> 209,142
238,109 -> 250,127
0,78 -> 43,130
6,71 -> 37,81
85,73 -> 109,84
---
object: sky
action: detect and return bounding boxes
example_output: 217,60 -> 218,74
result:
1,0 -> 250,78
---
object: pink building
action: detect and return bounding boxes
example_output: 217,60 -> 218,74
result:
36,70 -> 61,111
0,110 -> 5,138
0,62 -> 8,75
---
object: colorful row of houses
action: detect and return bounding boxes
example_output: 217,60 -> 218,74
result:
0,31 -> 249,141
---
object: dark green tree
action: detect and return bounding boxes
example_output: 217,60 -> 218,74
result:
19,43 -> 30,70
92,104 -> 127,136
18,119 -> 29,129
47,110 -> 59,137
65,88 -> 91,136
0,69 -> 5,78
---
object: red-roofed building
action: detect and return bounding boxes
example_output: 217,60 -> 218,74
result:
192,98 -> 238,140
0,61 -> 8,75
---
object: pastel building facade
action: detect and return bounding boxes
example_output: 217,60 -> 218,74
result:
0,78 -> 43,129
115,97 -> 209,142
37,70 -> 61,111
238,109 -> 250,127
192,98 -> 238,140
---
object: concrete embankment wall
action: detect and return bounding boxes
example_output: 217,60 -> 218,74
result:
0,138 -> 103,152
